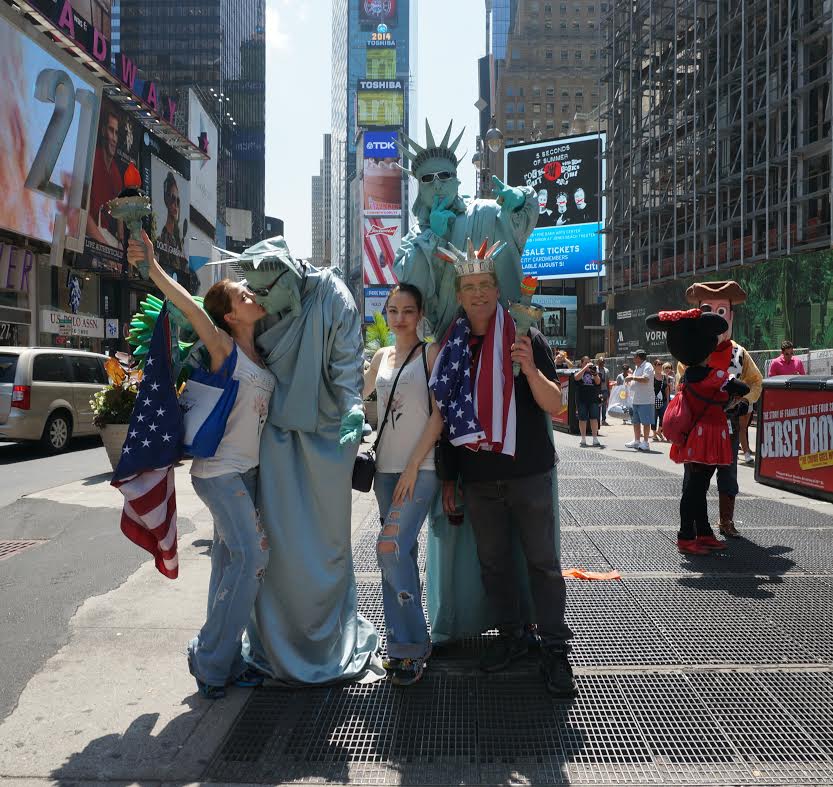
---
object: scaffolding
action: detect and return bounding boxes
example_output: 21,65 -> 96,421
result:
602,0 -> 833,291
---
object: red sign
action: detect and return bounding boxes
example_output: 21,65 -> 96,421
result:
757,386 -> 833,500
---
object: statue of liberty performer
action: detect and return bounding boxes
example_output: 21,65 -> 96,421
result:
394,120 -> 559,646
233,237 -> 381,684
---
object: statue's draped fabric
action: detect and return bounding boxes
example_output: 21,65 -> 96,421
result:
394,188 -> 563,644
245,268 -> 379,682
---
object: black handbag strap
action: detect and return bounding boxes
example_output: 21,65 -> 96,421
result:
421,343 -> 433,415
372,342 -> 423,453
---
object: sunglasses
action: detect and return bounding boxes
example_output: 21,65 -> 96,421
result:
249,267 -> 290,297
419,171 -> 454,184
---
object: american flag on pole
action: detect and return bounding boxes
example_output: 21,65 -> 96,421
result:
430,306 -> 517,456
111,303 -> 184,579
363,218 -> 400,285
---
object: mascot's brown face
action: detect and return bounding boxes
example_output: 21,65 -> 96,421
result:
698,298 -> 733,344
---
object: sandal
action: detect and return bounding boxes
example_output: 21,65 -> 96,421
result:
391,657 -> 425,687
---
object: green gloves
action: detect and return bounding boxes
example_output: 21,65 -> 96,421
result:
127,294 -> 204,367
429,196 -> 455,237
492,176 -> 526,211
339,404 -> 365,446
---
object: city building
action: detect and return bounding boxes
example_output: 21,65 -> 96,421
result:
331,0 -> 414,295
118,0 -> 266,250
490,0 -> 605,181
603,0 -> 833,354
311,172 -> 324,267
264,216 -> 284,238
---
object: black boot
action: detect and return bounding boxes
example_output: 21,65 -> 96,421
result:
539,645 -> 577,700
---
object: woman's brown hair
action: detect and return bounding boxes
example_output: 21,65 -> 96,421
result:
203,279 -> 238,335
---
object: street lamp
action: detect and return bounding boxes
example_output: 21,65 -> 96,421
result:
476,117 -> 503,197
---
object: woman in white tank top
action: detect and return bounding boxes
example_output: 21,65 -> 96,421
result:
362,284 -> 443,686
128,231 -> 274,700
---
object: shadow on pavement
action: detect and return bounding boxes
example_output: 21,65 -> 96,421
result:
0,436 -> 103,465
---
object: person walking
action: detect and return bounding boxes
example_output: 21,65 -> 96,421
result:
433,240 -> 576,700
127,231 -> 275,700
625,350 -> 654,451
651,359 -> 670,441
574,356 -> 604,448
363,284 -> 444,686
597,355 -> 610,425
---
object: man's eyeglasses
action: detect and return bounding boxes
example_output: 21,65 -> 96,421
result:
460,282 -> 497,295
419,171 -> 454,184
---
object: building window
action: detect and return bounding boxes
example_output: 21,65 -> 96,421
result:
588,20 -> 596,29
517,101 -> 525,113
544,3 -> 553,13
561,104 -> 569,113
601,2 -> 607,9
590,50 -> 598,60
533,103 -> 541,113
576,89 -> 584,97
560,21 -> 567,29
575,50 -> 582,60
546,87 -> 555,97
546,119 -> 555,129
533,86 -> 542,97
506,138 -> 514,145
518,87 -> 525,97
507,85 -> 515,96
561,90 -> 569,97
576,104 -> 583,112
545,20 -> 553,30
562,121 -> 570,130
506,102 -> 515,114
561,49 -> 568,60
506,119 -> 515,130
560,3 -> 567,13
572,20 -> 580,29
545,49 -> 553,59
588,4 -> 595,12
546,102 -> 554,113
532,119 -> 541,129
512,49 -> 521,60
518,119 -> 526,129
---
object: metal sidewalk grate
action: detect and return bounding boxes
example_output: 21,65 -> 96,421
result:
559,478 -> 616,498
0,540 -> 46,561
558,461 -> 675,479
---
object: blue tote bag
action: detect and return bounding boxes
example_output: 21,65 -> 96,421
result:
178,345 -> 239,458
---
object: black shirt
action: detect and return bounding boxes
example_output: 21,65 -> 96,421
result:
453,327 -> 557,483
574,368 -> 601,404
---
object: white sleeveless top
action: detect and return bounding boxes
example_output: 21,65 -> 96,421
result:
375,346 -> 436,474
190,345 -> 276,479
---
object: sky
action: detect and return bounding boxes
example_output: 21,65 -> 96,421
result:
264,0 -> 485,259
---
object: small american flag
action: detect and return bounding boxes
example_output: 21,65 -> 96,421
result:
112,303 -> 184,579
430,305 -> 516,455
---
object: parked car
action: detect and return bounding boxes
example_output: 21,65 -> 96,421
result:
0,347 -> 109,452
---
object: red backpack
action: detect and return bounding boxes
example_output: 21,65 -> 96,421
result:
662,377 -> 720,446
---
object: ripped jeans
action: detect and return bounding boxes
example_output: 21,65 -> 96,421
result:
374,470 -> 438,660
188,467 -> 270,687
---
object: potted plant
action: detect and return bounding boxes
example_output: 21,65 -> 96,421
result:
92,354 -> 140,470
362,312 -> 395,430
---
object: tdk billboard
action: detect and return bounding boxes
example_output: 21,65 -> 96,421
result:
364,130 -> 399,158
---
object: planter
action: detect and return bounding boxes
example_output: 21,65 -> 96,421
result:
99,423 -> 130,470
363,399 -> 378,431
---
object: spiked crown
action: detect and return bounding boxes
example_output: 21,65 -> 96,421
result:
397,119 -> 466,176
435,238 -> 506,278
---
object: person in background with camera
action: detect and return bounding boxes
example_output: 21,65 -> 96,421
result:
651,358 -> 671,441
362,283 -> 444,687
574,356 -> 604,448
554,350 -> 573,369
596,355 -> 610,426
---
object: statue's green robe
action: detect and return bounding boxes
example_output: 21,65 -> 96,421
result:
394,188 -> 562,643
245,268 -> 379,682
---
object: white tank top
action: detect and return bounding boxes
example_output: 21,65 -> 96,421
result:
375,346 -> 436,474
190,345 -> 276,479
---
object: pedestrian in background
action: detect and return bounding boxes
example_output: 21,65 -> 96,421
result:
597,355 -> 610,426
554,350 -> 573,369
624,350 -> 655,452
651,358 -> 670,442
574,356 -> 604,448
615,364 -> 633,423
769,340 -> 806,376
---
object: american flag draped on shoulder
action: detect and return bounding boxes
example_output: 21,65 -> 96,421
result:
429,304 -> 517,456
112,302 -> 184,579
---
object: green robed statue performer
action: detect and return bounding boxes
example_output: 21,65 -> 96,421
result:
393,120 -> 561,643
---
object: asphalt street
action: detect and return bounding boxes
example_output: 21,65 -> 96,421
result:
0,438 -> 112,509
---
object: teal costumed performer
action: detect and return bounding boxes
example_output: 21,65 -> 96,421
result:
230,238 -> 380,683
393,120 -> 560,642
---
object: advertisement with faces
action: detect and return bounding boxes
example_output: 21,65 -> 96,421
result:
0,14 -> 99,246
151,155 -> 190,277
505,133 -> 606,280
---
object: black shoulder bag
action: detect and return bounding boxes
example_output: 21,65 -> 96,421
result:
352,342 -> 423,492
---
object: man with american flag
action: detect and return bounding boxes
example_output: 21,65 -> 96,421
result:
431,239 -> 576,700
112,302 -> 184,579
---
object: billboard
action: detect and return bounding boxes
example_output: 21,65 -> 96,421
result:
188,90 -> 218,228
0,15 -> 99,245
363,218 -> 400,286
150,156 -> 189,277
357,81 -> 405,127
360,0 -> 398,27
505,133 -> 606,280
78,96 -> 142,272
364,286 -> 392,323
532,294 -> 578,354
363,131 -> 401,217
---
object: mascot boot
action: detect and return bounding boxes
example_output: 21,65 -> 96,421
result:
719,492 -> 740,538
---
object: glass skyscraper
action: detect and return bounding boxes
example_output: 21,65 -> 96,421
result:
118,0 -> 266,245
331,0 -> 413,286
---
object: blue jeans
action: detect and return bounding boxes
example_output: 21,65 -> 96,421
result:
188,468 -> 269,687
374,470 -> 438,659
